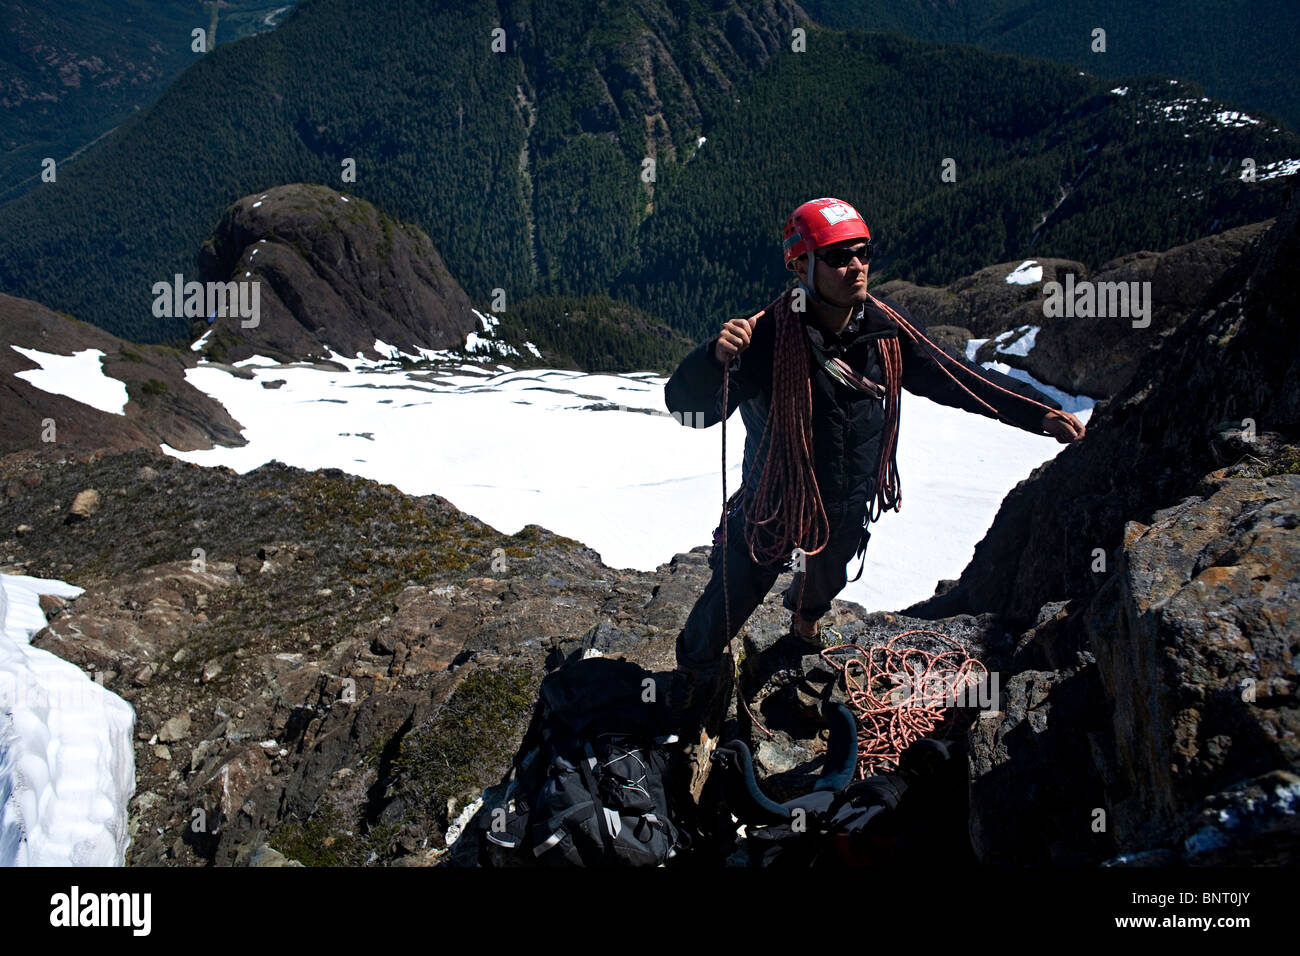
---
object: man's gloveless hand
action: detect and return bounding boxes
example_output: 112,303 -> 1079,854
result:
1041,408 -> 1086,443
715,311 -> 761,365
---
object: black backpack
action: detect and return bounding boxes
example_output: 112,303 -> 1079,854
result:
473,656 -> 688,866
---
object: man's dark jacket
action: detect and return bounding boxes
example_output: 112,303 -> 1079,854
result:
663,291 -> 1064,526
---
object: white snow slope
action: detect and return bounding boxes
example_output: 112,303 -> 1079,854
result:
0,574 -> 136,866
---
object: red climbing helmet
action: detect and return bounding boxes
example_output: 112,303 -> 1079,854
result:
782,197 -> 871,268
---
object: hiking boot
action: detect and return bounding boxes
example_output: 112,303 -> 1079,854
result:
789,612 -> 824,648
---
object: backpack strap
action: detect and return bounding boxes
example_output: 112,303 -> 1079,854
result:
844,473 -> 877,584
847,518 -> 870,583
577,741 -> 618,864
813,701 -> 859,793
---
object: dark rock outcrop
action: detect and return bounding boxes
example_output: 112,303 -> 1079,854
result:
196,183 -> 479,366
1087,473 -> 1299,862
900,195 -> 1300,866
960,461 -> 1299,865
875,219 -> 1271,399
906,197 -> 1299,628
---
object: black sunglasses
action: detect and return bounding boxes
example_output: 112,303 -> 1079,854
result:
818,242 -> 874,268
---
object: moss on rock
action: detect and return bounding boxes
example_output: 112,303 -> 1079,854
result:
392,665 -> 539,838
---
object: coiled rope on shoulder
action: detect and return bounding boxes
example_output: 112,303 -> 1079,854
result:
720,288 -> 1061,588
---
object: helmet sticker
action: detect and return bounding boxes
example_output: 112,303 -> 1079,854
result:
819,203 -> 857,225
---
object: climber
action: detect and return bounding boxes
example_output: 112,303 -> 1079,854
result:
663,197 -> 1085,730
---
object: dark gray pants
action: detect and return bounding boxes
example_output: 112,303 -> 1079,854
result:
675,499 -> 870,690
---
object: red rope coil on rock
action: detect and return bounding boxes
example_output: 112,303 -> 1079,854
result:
821,630 -> 989,779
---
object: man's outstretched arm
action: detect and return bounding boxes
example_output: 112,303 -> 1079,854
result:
881,297 -> 1084,443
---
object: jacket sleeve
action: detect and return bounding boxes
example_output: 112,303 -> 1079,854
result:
885,297 -> 1063,435
664,316 -> 768,429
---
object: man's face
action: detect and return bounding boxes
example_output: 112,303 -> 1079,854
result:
796,239 -> 872,306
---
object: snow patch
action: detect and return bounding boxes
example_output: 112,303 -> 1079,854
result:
1005,260 -> 1043,285
232,354 -> 281,368
966,339 -> 1094,416
1258,158 -> 1300,181
10,346 -> 129,415
465,310 -> 521,358
1215,110 -> 1261,127
991,326 -> 1040,357
444,796 -> 483,847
